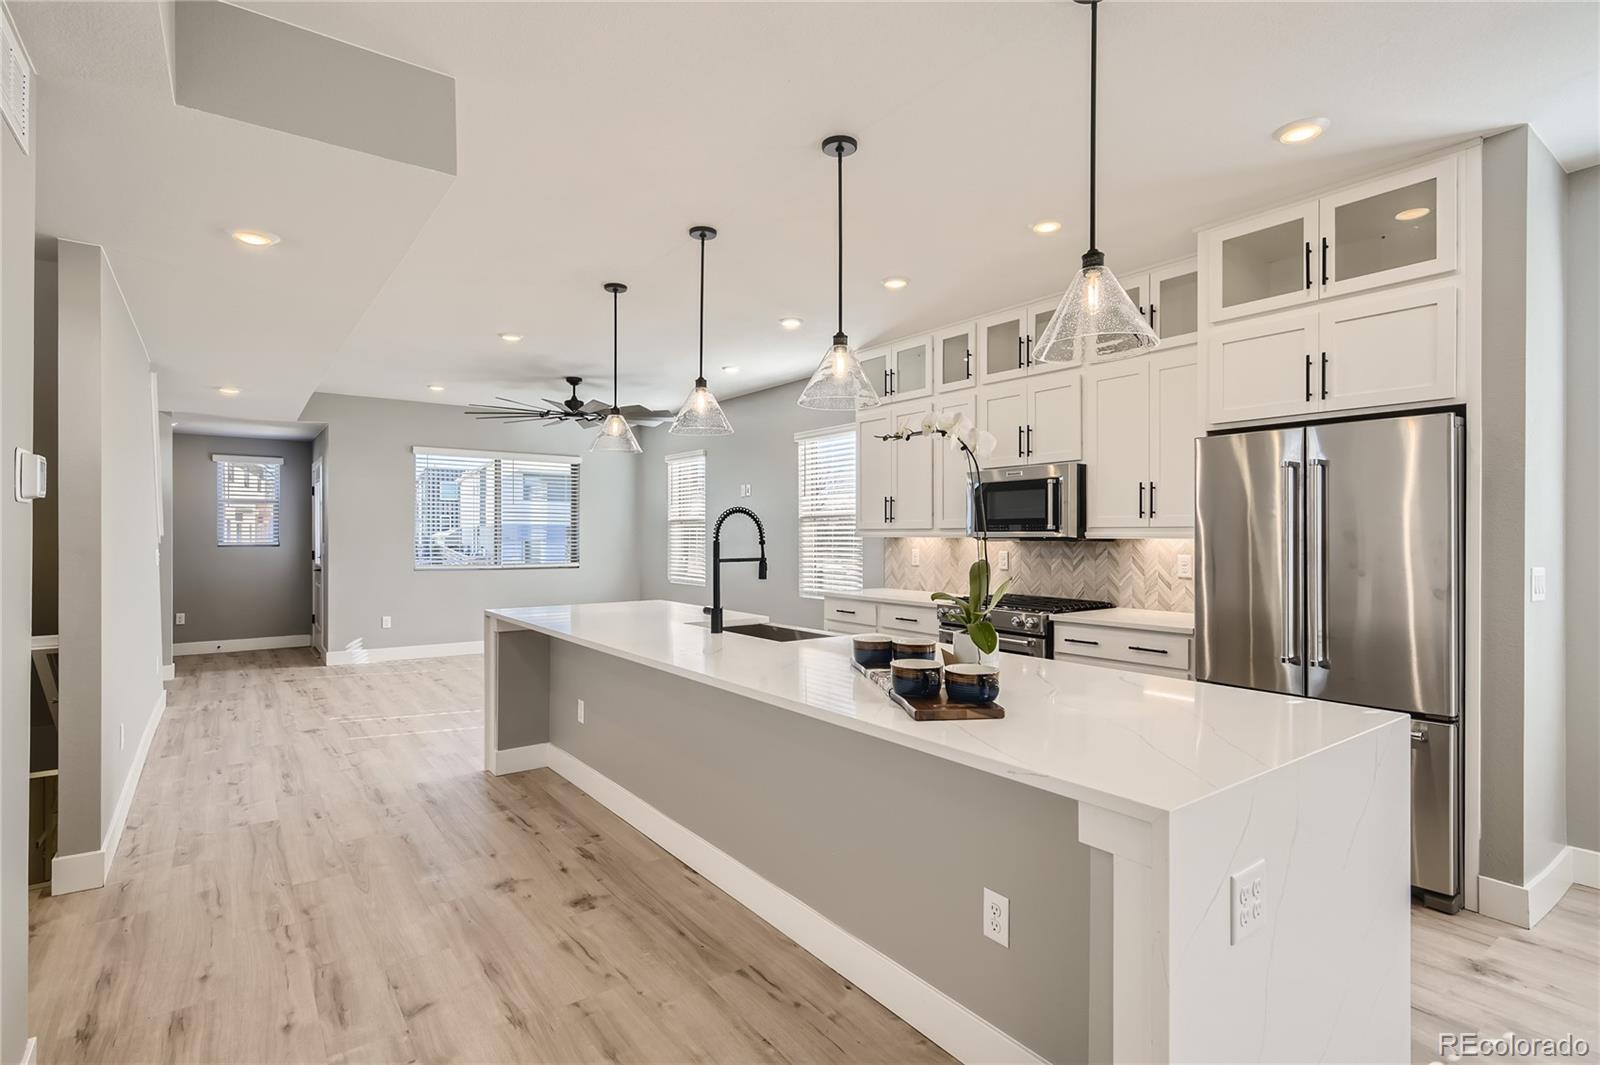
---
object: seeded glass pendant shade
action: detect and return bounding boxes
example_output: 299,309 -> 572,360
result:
1034,0 -> 1158,364
671,226 -> 733,435
798,134 -> 882,411
591,282 -> 643,455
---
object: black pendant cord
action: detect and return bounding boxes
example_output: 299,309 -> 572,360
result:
836,144 -> 844,340
697,235 -> 706,385
611,288 -> 620,413
1088,0 -> 1097,254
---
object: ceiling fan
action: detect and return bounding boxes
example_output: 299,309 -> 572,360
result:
465,376 -> 674,427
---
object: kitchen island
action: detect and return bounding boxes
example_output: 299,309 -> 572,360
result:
485,600 -> 1409,1065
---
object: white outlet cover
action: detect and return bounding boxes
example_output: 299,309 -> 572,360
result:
911,547 -> 921,566
998,549 -> 1010,571
983,887 -> 1009,948
381,615 -> 392,629
577,698 -> 585,724
1230,859 -> 1266,945
174,612 -> 186,625
1177,553 -> 1193,579
1530,567 -> 1547,602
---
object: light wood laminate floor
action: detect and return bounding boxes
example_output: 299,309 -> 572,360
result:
28,650 -> 1600,1064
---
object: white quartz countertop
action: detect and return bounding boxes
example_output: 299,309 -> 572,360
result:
825,587 -> 944,607
487,600 -> 1403,821
1052,607 -> 1195,633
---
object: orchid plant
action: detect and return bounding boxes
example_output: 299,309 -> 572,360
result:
875,409 -> 1013,655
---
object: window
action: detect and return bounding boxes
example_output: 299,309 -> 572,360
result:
413,447 -> 580,569
215,454 -> 282,546
666,451 -> 707,585
796,428 -> 863,598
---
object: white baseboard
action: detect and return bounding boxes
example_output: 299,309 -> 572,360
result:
173,634 -> 309,656
50,687 -> 167,895
161,661 -> 175,681
324,639 -> 482,666
488,741 -> 550,776
543,746 -> 1045,1065
1571,846 -> 1599,889
1478,844 -> 1590,928
20,1036 -> 36,1065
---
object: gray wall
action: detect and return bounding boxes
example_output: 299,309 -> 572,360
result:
172,433 -> 311,644
159,414 -> 173,666
297,392 -> 641,653
541,637 -> 1091,1063
635,378 -> 885,629
1566,165 -> 1599,854
0,107 -> 35,1065
54,241 -> 165,858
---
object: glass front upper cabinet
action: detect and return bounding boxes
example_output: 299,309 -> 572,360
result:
888,336 -> 933,400
857,347 -> 891,402
1206,203 -> 1319,323
1320,157 -> 1457,299
934,323 -> 977,392
979,309 -> 1029,384
1150,259 -> 1198,348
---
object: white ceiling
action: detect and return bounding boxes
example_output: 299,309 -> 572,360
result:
18,1 -> 1600,420
171,412 -> 324,441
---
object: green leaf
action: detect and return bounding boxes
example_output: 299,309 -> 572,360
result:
969,559 -> 989,611
968,619 -> 998,655
986,576 -> 1016,612
929,591 -> 965,605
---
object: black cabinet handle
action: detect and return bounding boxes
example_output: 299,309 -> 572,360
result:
887,367 -> 895,395
965,349 -> 973,379
835,608 -> 857,615
893,616 -> 919,624
1150,481 -> 1157,518
1321,237 -> 1329,286
1025,334 -> 1033,366
1026,425 -> 1033,456
883,496 -> 889,523
1138,482 -> 1146,519
1128,645 -> 1170,655
1305,354 -> 1313,402
1150,302 -> 1158,333
1017,336 -> 1024,369
883,370 -> 891,395
888,496 -> 894,523
1017,426 -> 1025,457
1061,637 -> 1100,647
1321,352 -> 1328,400
1305,241 -> 1313,289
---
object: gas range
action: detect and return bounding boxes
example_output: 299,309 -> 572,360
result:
936,593 -> 1114,658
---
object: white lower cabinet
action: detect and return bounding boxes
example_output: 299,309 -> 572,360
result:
1205,284 -> 1459,427
1083,347 -> 1198,536
821,596 -> 938,639
1054,621 -> 1192,678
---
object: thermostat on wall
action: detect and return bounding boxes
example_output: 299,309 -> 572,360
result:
14,448 -> 46,502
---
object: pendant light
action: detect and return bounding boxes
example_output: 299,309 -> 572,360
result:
670,226 -> 734,435
1033,0 -> 1157,364
591,282 -> 642,454
797,134 -> 882,411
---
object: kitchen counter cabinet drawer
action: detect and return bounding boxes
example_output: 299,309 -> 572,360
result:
823,618 -> 877,636
822,599 -> 878,628
878,603 -> 939,636
1054,623 -> 1191,671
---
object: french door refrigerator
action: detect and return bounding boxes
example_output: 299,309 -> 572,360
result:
1194,410 -> 1464,912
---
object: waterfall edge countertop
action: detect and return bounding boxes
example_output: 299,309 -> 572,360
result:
487,600 -> 1402,821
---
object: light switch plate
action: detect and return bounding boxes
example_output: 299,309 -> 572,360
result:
175,612 -> 186,626
1230,859 -> 1266,945
1176,554 -> 1193,579
381,615 -> 392,629
740,484 -> 753,498
998,548 -> 1010,572
1530,567 -> 1547,602
911,546 -> 921,567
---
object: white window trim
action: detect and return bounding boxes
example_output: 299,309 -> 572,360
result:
412,446 -> 582,571
214,453 -> 283,548
665,449 -> 707,587
795,425 -> 863,601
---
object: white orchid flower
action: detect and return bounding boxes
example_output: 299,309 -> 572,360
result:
917,408 -> 940,433
973,429 -> 998,460
935,409 -> 962,432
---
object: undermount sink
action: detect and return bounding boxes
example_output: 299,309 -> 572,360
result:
720,622 -> 833,643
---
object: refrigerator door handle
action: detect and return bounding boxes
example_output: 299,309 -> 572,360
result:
1310,457 -> 1329,669
1280,460 -> 1301,665
1449,417 -> 1464,717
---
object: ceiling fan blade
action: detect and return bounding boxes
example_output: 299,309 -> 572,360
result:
489,396 -> 539,410
578,399 -> 610,414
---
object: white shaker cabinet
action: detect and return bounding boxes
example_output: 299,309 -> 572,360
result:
1205,309 -> 1320,425
891,404 -> 935,528
934,393 -> 978,531
933,323 -> 977,393
1319,156 -> 1457,300
980,381 -> 1030,464
1148,351 -> 1199,530
1026,373 -> 1083,464
1205,202 -> 1320,324
857,409 -> 895,531
1084,359 -> 1152,531
1318,284 -> 1457,413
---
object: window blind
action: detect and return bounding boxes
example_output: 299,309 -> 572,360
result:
797,428 -> 863,598
215,455 -> 282,547
413,448 -> 580,569
666,451 -> 706,585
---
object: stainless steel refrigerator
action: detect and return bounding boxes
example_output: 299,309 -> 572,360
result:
1194,410 -> 1464,912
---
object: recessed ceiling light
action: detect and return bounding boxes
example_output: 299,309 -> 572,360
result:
722,366 -> 740,374
1272,117 -> 1329,145
1031,220 -> 1062,235
882,277 -> 908,290
1394,207 -> 1431,222
217,386 -> 241,396
230,229 -> 279,248
428,384 -> 446,392
498,332 -> 523,342
778,316 -> 804,331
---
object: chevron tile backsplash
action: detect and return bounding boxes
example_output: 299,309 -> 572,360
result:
882,537 -> 1195,612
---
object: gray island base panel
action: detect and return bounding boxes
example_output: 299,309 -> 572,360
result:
484,601 -> 1411,1065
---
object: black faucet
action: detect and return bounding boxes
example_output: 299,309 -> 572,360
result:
708,506 -> 768,633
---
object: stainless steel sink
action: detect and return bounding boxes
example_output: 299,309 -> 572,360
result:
721,622 -> 832,643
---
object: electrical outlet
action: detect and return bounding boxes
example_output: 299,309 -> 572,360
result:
577,698 -> 585,724
998,548 -> 1010,572
381,616 -> 392,629
119,723 -> 125,752
1530,567 -> 1547,603
174,612 -> 186,626
1176,553 -> 1193,579
911,546 -> 921,567
982,888 -> 1009,947
740,483 -> 752,498
1230,859 -> 1266,945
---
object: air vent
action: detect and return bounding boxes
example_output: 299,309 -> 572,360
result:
0,14 -> 30,154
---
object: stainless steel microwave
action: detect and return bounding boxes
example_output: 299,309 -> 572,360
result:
968,461 -> 1087,539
